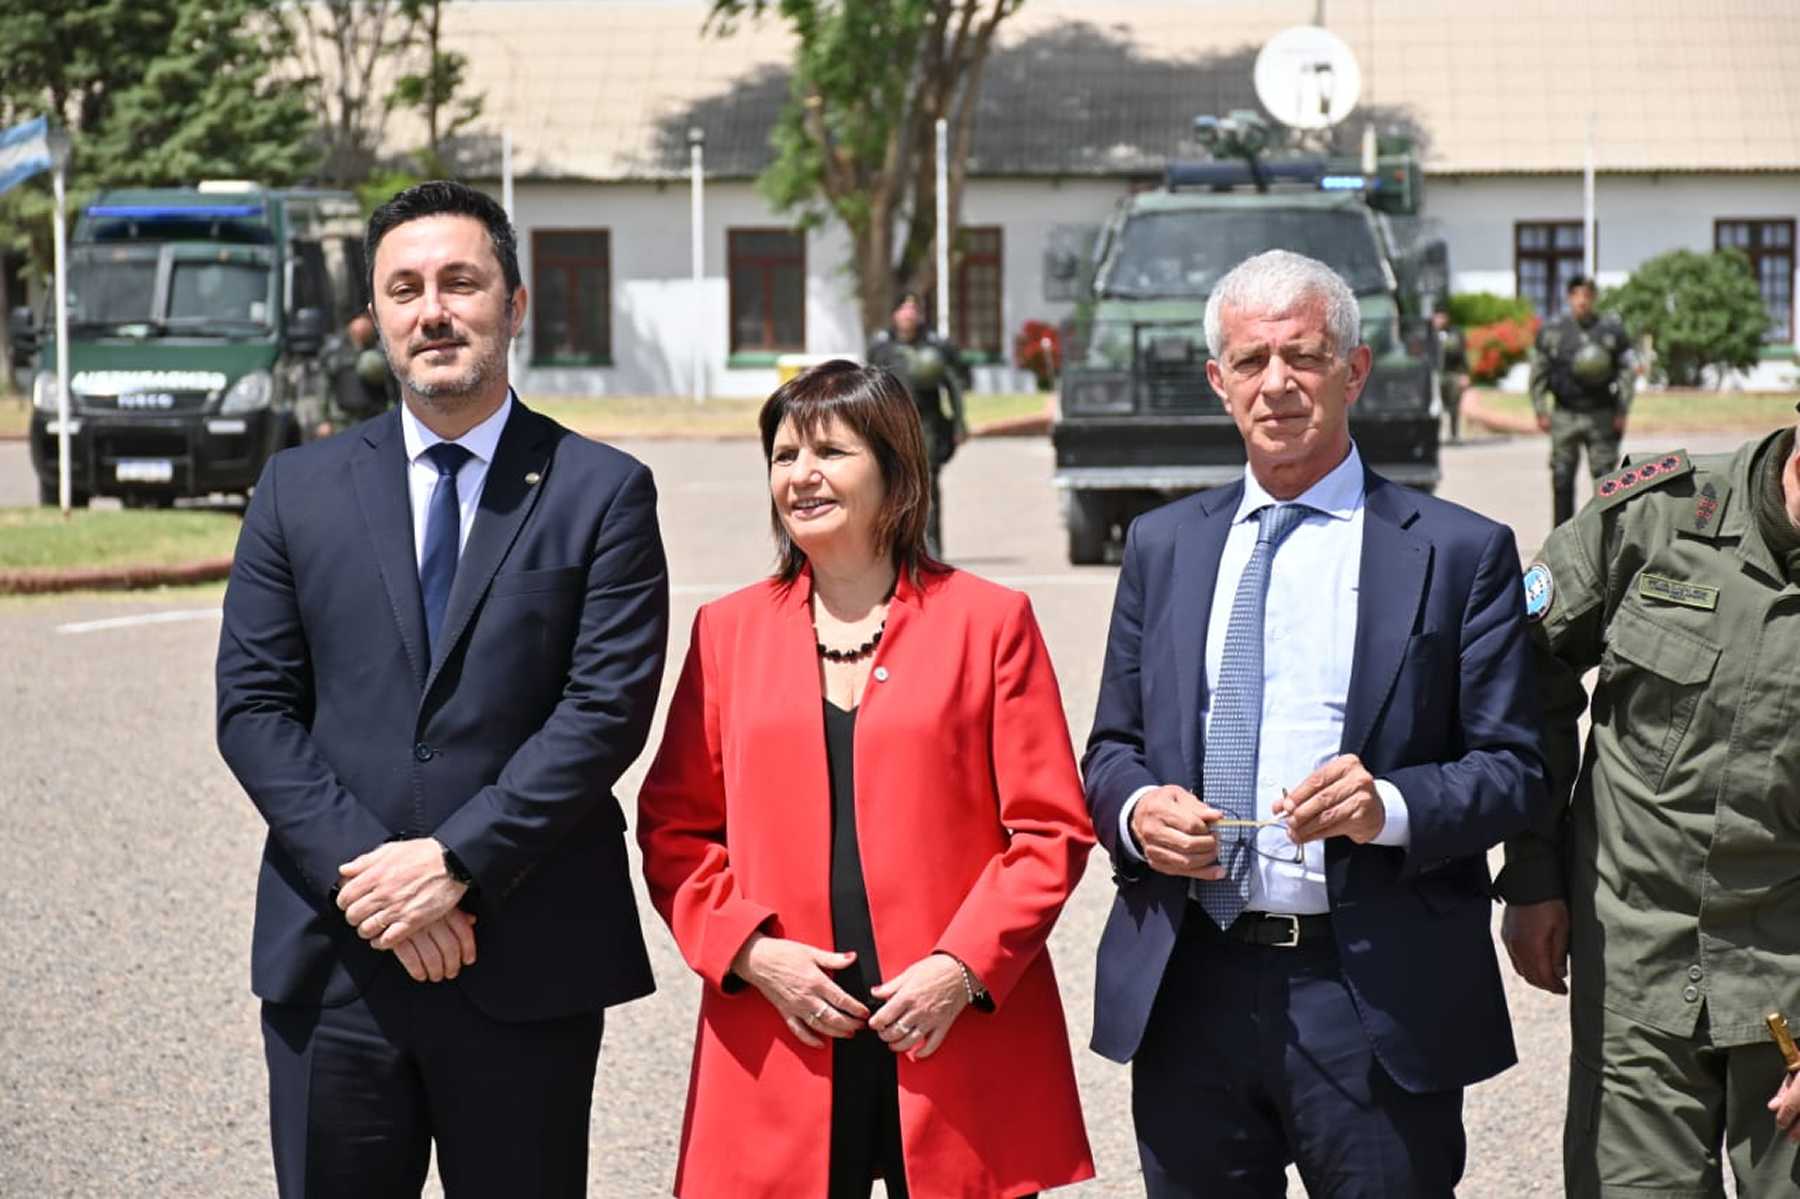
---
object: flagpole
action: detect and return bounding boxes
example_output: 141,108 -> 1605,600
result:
50,129 -> 71,515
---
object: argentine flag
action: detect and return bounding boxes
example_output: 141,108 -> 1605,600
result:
0,117 -> 54,195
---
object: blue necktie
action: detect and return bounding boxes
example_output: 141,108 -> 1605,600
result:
1194,502 -> 1312,929
420,441 -> 473,655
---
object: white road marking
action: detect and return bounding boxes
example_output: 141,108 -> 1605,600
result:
56,608 -> 223,635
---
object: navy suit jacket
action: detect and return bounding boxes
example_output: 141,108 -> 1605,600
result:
1083,468 -> 1547,1093
217,401 -> 668,1021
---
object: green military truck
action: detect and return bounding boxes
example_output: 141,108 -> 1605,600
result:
1046,134 -> 1447,563
13,183 -> 385,507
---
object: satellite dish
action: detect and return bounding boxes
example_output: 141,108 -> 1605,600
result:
1254,26 -> 1361,131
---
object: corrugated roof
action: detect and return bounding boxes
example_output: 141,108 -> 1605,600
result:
412,0 -> 1800,180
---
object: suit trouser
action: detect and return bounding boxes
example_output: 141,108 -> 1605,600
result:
261,964 -> 603,1199
1564,1001 -> 1800,1198
1131,908 -> 1465,1199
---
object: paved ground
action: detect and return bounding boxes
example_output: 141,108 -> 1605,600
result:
0,426 -> 1754,1197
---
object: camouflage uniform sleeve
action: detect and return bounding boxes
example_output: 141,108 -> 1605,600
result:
1494,505 -> 1616,904
1612,323 -> 1637,415
942,341 -> 968,434
1528,325 -> 1555,419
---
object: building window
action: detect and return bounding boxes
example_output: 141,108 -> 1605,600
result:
1515,222 -> 1589,318
532,230 -> 611,364
729,229 -> 806,353
1716,219 -> 1795,344
952,227 -> 1003,358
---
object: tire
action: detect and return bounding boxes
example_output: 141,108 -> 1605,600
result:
1067,490 -> 1109,565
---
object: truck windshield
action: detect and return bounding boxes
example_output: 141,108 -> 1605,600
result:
68,252 -> 158,328
168,259 -> 271,328
1099,208 -> 1389,298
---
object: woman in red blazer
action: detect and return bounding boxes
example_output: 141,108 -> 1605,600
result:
638,360 -> 1095,1198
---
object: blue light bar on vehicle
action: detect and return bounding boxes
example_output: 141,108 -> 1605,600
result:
86,204 -> 265,219
1319,174 -> 1368,191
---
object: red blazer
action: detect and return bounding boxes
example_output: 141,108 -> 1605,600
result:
638,566 -> 1096,1198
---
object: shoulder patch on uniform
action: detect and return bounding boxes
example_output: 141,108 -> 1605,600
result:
1693,480 -> 1721,532
1523,562 -> 1554,623
1592,450 -> 1693,509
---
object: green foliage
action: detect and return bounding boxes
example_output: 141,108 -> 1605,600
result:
709,1 -> 1023,333
389,0 -> 485,175
357,168 -> 427,217
0,0 -> 313,276
1604,249 -> 1770,386
1445,291 -> 1536,330
93,0 -> 316,188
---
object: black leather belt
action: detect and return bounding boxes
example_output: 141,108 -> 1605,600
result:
1225,911 -> 1332,949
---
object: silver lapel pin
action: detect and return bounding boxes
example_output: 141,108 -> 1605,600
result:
524,471 -> 542,486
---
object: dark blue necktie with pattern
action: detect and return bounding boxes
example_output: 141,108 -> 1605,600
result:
1193,501 -> 1312,928
419,441 -> 473,655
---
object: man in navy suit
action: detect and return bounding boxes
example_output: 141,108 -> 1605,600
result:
216,181 -> 669,1197
1083,249 -> 1547,1196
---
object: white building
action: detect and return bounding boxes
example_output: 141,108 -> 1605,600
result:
413,0 -> 1800,396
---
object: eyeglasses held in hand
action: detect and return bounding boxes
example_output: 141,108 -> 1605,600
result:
1212,817 -> 1303,865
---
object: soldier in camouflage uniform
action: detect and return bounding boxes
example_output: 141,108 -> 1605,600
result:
1433,307 -> 1469,444
866,291 -> 967,556
1530,275 -> 1636,526
1497,415 -> 1800,1196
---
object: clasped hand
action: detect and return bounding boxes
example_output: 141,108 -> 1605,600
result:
731,933 -> 969,1058
336,837 -> 474,983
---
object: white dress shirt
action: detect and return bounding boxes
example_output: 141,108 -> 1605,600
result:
1120,443 -> 1411,914
399,392 -> 513,570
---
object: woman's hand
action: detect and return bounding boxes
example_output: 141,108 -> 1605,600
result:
730,932 -> 869,1048
867,953 -> 971,1059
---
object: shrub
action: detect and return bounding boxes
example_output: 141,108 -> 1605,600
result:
1014,319 -> 1062,390
1446,292 -> 1536,330
1603,249 -> 1770,386
1465,315 -> 1540,384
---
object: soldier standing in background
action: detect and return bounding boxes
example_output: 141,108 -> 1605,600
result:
1433,306 -> 1469,444
1498,413 -> 1800,1196
1531,274 -> 1635,525
866,291 -> 968,556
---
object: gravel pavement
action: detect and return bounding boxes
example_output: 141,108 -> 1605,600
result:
0,427 -> 1754,1196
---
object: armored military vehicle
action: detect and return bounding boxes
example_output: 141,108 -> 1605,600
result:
13,183 -> 381,507
1045,116 -> 1447,564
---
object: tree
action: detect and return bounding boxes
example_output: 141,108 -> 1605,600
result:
93,0 -> 316,187
286,0 -> 417,186
1605,249 -> 1770,388
390,0 -> 485,177
286,0 -> 488,189
709,0 -> 1024,336
0,0 -> 309,286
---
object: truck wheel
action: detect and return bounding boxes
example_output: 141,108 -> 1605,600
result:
38,478 -> 90,508
1067,491 -> 1109,565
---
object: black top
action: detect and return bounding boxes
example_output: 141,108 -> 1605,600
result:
824,701 -> 882,1005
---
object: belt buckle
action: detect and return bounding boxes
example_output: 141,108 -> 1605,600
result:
1268,913 -> 1301,949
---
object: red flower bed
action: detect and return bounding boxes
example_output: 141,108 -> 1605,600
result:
1014,320 -> 1063,388
1464,315 -> 1540,384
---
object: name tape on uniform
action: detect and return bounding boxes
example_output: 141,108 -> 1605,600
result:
1637,573 -> 1719,611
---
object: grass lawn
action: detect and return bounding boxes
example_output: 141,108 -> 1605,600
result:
0,508 -> 241,572
1477,388 -> 1800,433
528,392 -> 1049,440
